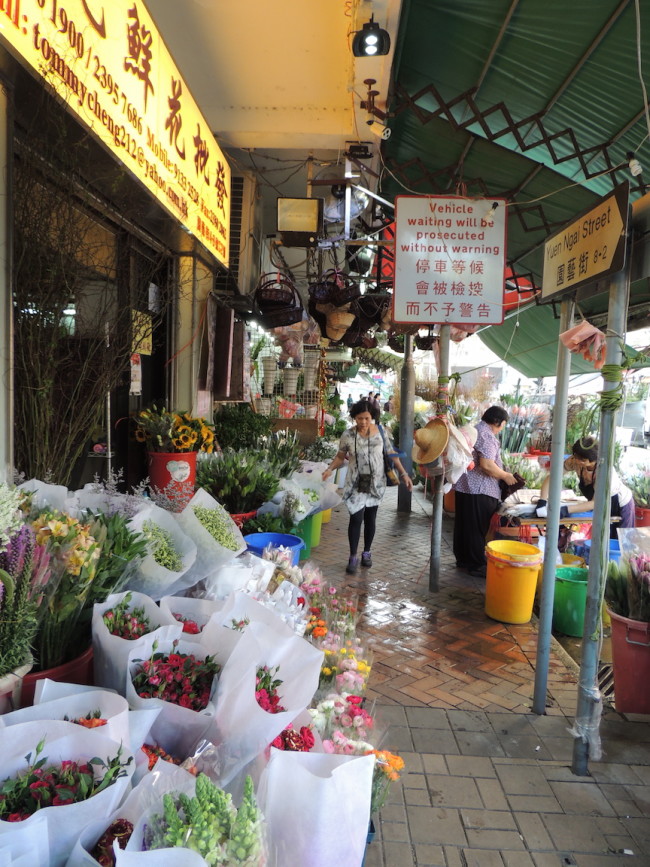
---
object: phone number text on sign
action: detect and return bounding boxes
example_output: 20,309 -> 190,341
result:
393,196 -> 507,326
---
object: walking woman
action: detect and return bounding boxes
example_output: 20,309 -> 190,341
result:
453,405 -> 518,577
322,399 -> 413,573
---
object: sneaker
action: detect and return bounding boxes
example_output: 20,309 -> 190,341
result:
361,552 -> 372,568
346,556 -> 359,574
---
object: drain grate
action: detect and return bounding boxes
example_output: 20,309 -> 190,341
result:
598,663 -> 615,701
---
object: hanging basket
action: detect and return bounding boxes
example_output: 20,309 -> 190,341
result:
254,274 -> 304,328
387,333 -> 405,352
308,269 -> 360,307
415,329 -> 437,351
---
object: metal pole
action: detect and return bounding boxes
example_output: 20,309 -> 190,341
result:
429,324 -> 450,592
397,334 -> 415,513
572,261 -> 630,775
532,298 -> 574,714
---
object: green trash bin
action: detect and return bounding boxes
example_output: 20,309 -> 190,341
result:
553,566 -> 589,637
310,511 -> 323,547
293,514 -> 316,560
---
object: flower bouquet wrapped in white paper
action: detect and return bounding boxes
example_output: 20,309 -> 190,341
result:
93,591 -> 182,694
65,760 -> 197,867
121,773 -> 265,867
158,595 -> 224,642
125,504 -> 197,600
126,628 -> 239,759
189,552 -> 276,602
175,489 -> 246,586
17,479 -> 74,514
211,619 -> 323,786
0,720 -> 134,867
258,750 -> 374,867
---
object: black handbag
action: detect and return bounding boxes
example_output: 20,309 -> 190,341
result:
379,424 -> 399,486
499,472 -> 526,501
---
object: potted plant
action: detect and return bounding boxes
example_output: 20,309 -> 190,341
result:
605,554 -> 650,714
196,449 -> 280,527
623,468 -> 650,527
133,407 -> 216,509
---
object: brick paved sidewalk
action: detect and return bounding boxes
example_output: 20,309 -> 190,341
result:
308,487 -> 650,866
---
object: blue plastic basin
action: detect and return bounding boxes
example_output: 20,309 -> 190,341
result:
582,539 -> 621,565
243,532 -> 306,566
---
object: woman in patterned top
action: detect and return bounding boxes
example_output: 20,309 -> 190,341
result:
322,399 -> 413,574
453,405 -> 518,578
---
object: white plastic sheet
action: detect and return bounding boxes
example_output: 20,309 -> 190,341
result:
212,619 -> 323,786
174,489 -> 246,586
0,720 -> 134,867
158,595 -> 224,642
125,504 -> 198,599
258,750 -> 374,867
93,592 -> 181,694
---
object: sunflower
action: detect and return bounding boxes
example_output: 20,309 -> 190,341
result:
135,427 -> 148,442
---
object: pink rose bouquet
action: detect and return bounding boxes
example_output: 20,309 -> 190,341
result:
131,640 -> 221,712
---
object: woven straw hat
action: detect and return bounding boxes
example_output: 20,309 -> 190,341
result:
412,418 -> 450,464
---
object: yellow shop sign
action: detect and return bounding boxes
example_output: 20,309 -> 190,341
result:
0,0 -> 230,266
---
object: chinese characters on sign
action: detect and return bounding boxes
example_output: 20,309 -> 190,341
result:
541,184 -> 628,301
393,196 -> 507,325
0,0 -> 230,266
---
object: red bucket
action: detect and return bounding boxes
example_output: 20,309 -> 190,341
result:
147,451 -> 197,510
20,645 -> 94,707
609,610 -> 650,715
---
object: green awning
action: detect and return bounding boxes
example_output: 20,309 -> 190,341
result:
478,304 -> 598,379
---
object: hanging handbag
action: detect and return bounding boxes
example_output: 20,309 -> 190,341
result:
378,424 -> 399,486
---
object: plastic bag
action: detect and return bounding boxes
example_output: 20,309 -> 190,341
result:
17,479 -> 74,514
158,595 -> 224,641
125,504 -> 198,599
258,750 -> 374,867
0,720 -> 134,867
66,761 -> 196,867
175,489 -> 246,587
125,631 -> 234,758
93,592 -> 181,694
191,552 -> 276,602
211,619 -> 323,786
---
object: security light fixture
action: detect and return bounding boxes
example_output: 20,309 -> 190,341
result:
352,17 -> 391,57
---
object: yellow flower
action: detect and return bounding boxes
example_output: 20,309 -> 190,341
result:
322,667 -> 332,677
135,428 -> 148,442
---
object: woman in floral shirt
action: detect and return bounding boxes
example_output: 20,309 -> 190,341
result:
453,406 -> 517,577
322,399 -> 412,573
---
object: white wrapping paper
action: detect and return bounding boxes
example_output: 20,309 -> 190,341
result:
65,761 -> 197,867
93,592 -> 181,694
0,720 -> 134,867
125,504 -> 198,600
212,620 -> 323,786
158,595 -> 224,642
174,489 -> 246,586
258,750 -> 375,867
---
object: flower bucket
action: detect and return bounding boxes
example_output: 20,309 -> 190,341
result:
321,508 -> 332,524
484,540 -> 542,624
243,532 -> 305,566
147,450 -> 197,510
283,367 -> 300,396
609,610 -> 650,715
293,514 -> 319,560
635,505 -> 650,527
20,644 -> 94,708
0,657 -> 33,715
310,510 -> 324,547
229,509 -> 258,530
553,566 -> 589,637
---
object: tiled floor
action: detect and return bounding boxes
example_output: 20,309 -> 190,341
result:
309,487 -> 650,866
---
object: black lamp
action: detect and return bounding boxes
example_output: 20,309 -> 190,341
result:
352,17 -> 391,57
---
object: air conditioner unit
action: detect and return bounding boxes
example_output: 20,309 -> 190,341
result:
215,172 -> 261,298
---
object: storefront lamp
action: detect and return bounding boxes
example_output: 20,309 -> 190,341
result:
352,18 -> 391,57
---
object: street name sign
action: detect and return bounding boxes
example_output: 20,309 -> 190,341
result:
541,183 -> 629,300
393,195 -> 507,326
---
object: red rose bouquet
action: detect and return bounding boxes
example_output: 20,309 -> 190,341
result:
131,640 -> 221,712
255,664 -> 286,714
271,723 -> 315,752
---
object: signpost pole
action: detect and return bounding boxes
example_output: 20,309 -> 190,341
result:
572,257 -> 631,776
532,297 -> 574,714
429,324 -> 450,592
397,334 -> 415,513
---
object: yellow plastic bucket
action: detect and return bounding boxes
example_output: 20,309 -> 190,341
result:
485,540 -> 543,624
561,552 -> 585,568
321,508 -> 332,524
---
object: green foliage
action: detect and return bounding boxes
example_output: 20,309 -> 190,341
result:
213,404 -> 273,450
197,450 -> 280,514
258,430 -> 302,478
391,414 -> 426,450
501,453 -> 545,488
241,511 -> 295,536
624,466 -> 650,508
302,437 -> 339,462
324,418 -> 347,439
605,555 -> 650,622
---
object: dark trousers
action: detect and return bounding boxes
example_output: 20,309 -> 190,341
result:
348,506 -> 379,555
453,491 -> 499,570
